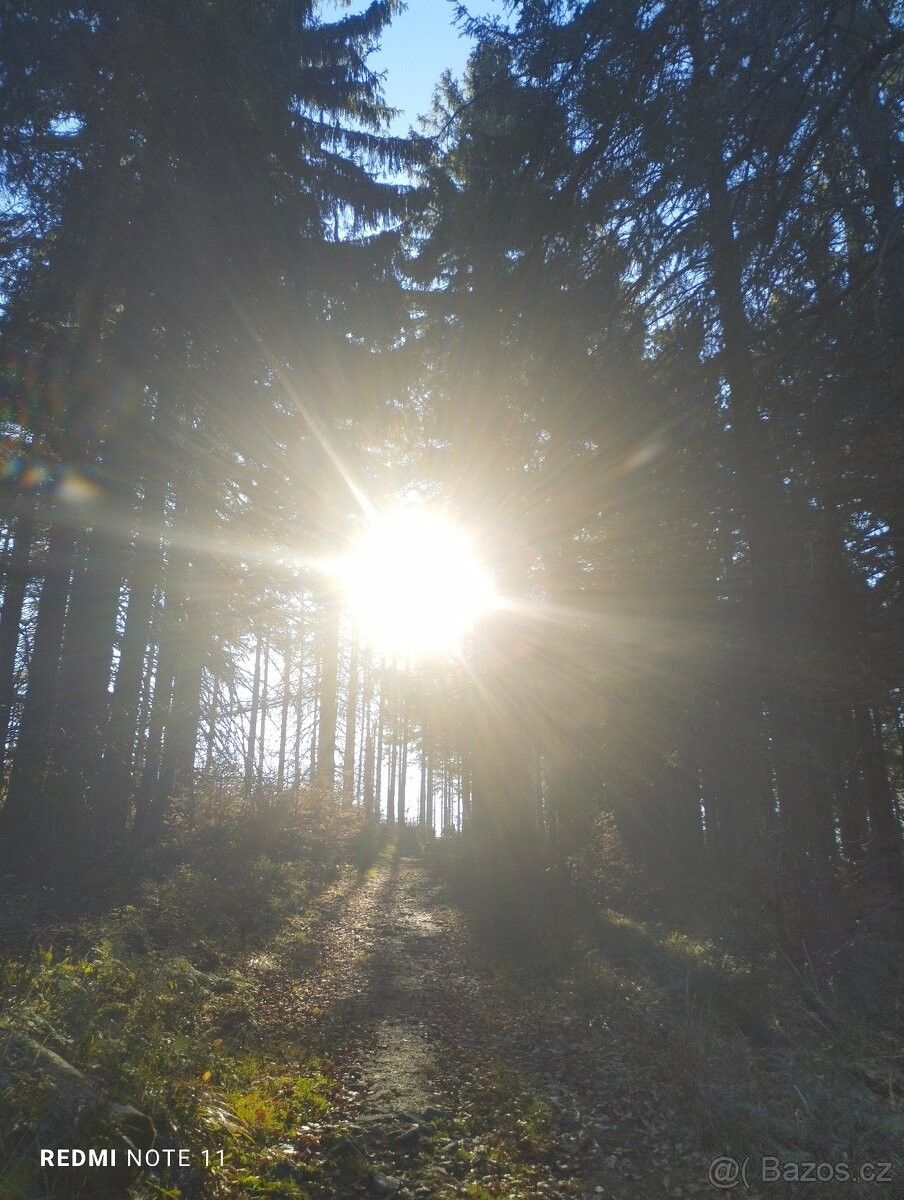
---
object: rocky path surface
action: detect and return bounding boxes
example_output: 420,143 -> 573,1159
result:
248,847 -> 713,1199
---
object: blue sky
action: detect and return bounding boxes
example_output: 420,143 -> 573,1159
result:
370,1 -> 474,134
322,2 -> 502,134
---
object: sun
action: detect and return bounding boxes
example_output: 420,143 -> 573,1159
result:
336,507 -> 497,661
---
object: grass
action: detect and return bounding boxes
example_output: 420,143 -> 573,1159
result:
224,1058 -> 331,1140
0,790 -> 386,1200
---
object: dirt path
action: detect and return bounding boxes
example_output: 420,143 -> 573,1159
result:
250,847 -> 713,1199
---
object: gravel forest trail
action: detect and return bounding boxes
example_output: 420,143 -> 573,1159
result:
245,844 -> 714,1200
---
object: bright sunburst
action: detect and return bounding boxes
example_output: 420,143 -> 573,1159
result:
336,507 -> 497,661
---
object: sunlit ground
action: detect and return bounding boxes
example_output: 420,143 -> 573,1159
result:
336,507 -> 497,661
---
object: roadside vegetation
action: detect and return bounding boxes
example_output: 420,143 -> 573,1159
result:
0,788 -> 385,1200
442,822 -> 904,1197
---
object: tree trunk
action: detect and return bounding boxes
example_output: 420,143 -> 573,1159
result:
0,498 -> 35,765
426,747 -> 434,833
397,692 -> 408,826
97,471 -> 165,816
1,517 -> 76,855
134,587 -> 178,840
857,704 -> 902,889
159,565 -> 206,814
315,597 -> 340,789
244,634 -> 263,792
205,674 -> 220,772
418,740 -> 427,826
375,674 -> 384,815
293,608 -> 305,787
51,514 -> 128,840
686,3 -> 828,875
277,634 -> 292,791
342,638 -> 358,800
387,713 -> 397,825
356,657 -> 367,804
256,636 -> 270,787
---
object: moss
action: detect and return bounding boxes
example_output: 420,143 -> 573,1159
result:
233,1173 -> 311,1198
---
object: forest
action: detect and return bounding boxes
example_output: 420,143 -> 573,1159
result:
0,2 -> 901,1198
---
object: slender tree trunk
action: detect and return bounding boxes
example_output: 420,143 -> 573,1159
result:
461,743 -> 473,828
0,499 -> 35,764
158,573 -> 206,816
356,657 -> 367,804
418,741 -> 427,826
835,709 -> 869,867
857,704 -> 902,889
256,636 -> 270,787
277,634 -> 292,791
245,634 -> 262,792
293,609 -> 305,787
134,639 -> 156,778
51,515 -> 128,836
397,689 -> 408,826
205,674 -> 220,772
342,638 -> 358,800
375,674 -> 384,814
361,658 -> 374,812
99,471 -> 166,814
134,590 -> 177,839
387,719 -> 397,825
154,464 -> 210,823
309,651 -> 320,782
363,716 -> 375,815
1,517 -> 76,854
426,748 -> 434,834
316,596 -> 340,789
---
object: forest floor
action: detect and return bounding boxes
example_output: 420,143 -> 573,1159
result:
3,824 -> 899,1199
247,844 -> 714,1200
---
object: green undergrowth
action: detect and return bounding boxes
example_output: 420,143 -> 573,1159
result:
439,831 -> 904,1197
0,792 -> 387,1200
